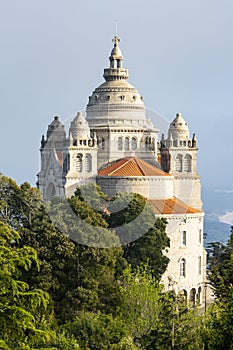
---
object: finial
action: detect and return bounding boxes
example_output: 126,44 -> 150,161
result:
112,35 -> 120,46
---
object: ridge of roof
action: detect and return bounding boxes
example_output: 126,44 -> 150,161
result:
108,158 -> 133,176
134,157 -> 146,176
98,157 -> 169,177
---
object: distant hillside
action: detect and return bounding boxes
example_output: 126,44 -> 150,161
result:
204,218 -> 231,246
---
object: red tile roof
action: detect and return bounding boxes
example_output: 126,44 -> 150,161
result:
149,198 -> 201,215
98,157 -> 169,177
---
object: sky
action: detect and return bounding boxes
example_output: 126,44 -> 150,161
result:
1,0 -> 233,194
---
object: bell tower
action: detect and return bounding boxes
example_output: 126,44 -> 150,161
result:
160,113 -> 202,210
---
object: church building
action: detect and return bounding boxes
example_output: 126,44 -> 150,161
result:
37,36 -> 207,306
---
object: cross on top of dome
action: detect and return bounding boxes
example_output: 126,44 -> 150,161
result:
112,35 -> 120,46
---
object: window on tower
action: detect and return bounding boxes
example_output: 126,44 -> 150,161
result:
180,258 -> 186,277
184,154 -> 192,172
76,153 -> 83,172
84,154 -> 92,172
117,137 -> 123,150
101,138 -> 105,150
131,137 -> 137,150
125,137 -> 130,150
175,154 -> 182,172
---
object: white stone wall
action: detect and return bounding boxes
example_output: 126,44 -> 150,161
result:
161,213 -> 207,305
97,175 -> 174,199
173,177 -> 202,211
93,127 -> 158,169
38,147 -> 65,199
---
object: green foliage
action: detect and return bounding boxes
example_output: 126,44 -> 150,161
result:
207,230 -> 233,298
17,194 -> 125,322
0,175 -> 214,349
39,332 -> 80,349
202,287 -> 233,350
74,183 -> 107,213
0,222 -> 54,349
119,263 -> 171,347
107,193 -> 170,279
63,312 -> 136,350
0,175 -> 43,230
201,227 -> 233,349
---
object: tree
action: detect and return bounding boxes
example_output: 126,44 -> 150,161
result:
0,222 -> 54,349
202,287 -> 233,350
202,228 -> 233,349
63,311 -> 135,350
118,263 -> 171,348
107,193 -> 170,279
119,263 -> 203,349
15,191 -> 125,322
207,228 -> 233,298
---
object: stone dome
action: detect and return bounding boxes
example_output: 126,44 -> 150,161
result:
111,44 -> 123,58
168,113 -> 190,141
46,116 -> 66,142
69,112 -> 90,140
86,36 -> 154,130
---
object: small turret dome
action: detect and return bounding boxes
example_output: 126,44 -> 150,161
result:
168,113 -> 190,141
111,44 -> 123,58
69,112 -> 90,140
46,116 -> 66,143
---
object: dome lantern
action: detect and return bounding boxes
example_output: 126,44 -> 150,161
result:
103,36 -> 129,81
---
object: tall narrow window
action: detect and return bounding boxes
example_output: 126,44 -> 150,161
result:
117,137 -> 123,150
63,155 -> 68,172
76,153 -> 83,172
84,154 -> 92,172
145,136 -> 152,150
198,256 -> 201,275
101,138 -> 105,150
131,137 -> 137,150
125,137 -> 129,151
180,258 -> 186,277
199,229 -> 202,244
184,154 -> 192,172
175,154 -> 182,172
181,231 -> 186,246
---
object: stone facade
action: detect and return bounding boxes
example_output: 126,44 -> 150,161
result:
37,36 -> 207,306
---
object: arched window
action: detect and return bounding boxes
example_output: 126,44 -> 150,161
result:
125,137 -> 130,151
180,258 -> 186,277
84,154 -> 92,172
184,154 -> 192,172
117,137 -> 123,150
76,153 -> 83,172
145,136 -> 152,150
197,286 -> 202,306
190,288 -> 196,308
131,137 -> 137,150
46,182 -> 56,198
178,289 -> 188,305
175,154 -> 182,172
